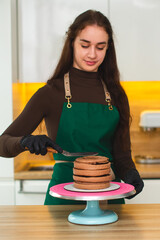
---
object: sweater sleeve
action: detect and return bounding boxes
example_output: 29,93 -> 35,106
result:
0,86 -> 50,157
112,98 -> 136,180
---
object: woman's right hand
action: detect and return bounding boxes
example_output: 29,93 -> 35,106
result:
20,135 -> 63,155
110,168 -> 115,180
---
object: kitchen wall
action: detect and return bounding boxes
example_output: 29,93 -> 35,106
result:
122,81 -> 160,158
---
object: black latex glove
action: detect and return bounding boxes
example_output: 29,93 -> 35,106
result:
124,168 -> 144,199
20,135 -> 63,156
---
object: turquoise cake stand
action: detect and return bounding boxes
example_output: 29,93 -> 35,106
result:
68,200 -> 118,225
49,182 -> 135,225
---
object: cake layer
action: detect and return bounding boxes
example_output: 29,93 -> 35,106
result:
73,168 -> 110,176
73,174 -> 111,183
75,155 -> 109,164
74,181 -> 110,190
74,161 -> 110,170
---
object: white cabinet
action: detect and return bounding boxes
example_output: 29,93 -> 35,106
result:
110,0 -> 160,81
125,179 -> 160,204
18,0 -> 109,82
0,0 -> 16,205
0,159 -> 14,178
0,159 -> 15,204
17,0 -> 160,82
15,180 -> 50,205
15,179 -> 160,205
0,179 -> 15,205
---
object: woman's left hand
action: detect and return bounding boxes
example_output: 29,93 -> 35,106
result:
124,168 -> 144,199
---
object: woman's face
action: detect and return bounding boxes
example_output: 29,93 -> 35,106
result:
73,24 -> 109,72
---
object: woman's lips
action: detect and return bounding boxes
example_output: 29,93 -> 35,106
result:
85,61 -> 97,66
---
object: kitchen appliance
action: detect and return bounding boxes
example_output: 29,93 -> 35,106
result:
135,110 -> 160,164
49,182 -> 135,225
139,110 -> 160,131
135,155 -> 160,164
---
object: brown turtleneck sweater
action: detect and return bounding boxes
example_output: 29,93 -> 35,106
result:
0,67 -> 135,180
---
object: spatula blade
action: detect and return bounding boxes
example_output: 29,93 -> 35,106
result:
62,150 -> 98,157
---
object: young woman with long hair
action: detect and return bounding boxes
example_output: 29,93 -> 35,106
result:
0,10 -> 143,204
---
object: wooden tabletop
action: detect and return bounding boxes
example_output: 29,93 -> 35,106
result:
0,204 -> 160,240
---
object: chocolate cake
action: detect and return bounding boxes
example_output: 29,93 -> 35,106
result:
73,156 -> 111,190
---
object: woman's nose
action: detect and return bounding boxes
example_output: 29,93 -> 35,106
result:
88,46 -> 97,58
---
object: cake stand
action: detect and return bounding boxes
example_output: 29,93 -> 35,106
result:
49,182 -> 135,225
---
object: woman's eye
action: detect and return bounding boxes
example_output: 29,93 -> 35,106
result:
81,45 -> 104,50
81,45 -> 89,48
97,47 -> 104,50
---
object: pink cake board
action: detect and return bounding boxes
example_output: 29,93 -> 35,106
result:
49,182 -> 135,201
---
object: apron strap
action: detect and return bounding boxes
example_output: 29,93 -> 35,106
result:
64,72 -> 113,110
101,80 -> 113,110
64,73 -> 72,108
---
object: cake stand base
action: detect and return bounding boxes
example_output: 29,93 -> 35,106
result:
68,200 -> 118,225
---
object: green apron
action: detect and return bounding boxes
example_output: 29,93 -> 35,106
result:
44,100 -> 125,205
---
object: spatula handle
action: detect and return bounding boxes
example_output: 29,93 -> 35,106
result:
25,147 -> 58,153
47,147 -> 58,153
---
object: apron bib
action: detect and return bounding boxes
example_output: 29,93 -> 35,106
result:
44,74 -> 124,205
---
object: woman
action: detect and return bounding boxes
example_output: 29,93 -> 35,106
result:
0,10 -> 144,204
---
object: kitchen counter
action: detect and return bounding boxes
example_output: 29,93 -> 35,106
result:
14,162 -> 160,180
135,162 -> 160,179
0,204 -> 160,240
14,151 -> 54,179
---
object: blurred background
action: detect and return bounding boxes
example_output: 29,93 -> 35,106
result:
0,0 -> 160,205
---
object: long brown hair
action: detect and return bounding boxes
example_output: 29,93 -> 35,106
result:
48,10 -> 131,149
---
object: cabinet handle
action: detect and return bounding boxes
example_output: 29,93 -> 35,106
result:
18,180 -> 46,194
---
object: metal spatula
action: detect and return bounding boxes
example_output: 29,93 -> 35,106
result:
47,147 -> 98,157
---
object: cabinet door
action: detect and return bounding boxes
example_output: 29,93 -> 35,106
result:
0,159 -> 14,178
110,0 -> 160,81
15,180 -> 50,205
0,180 -> 15,205
125,179 -> 160,204
18,0 -> 109,82
0,0 -> 14,178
